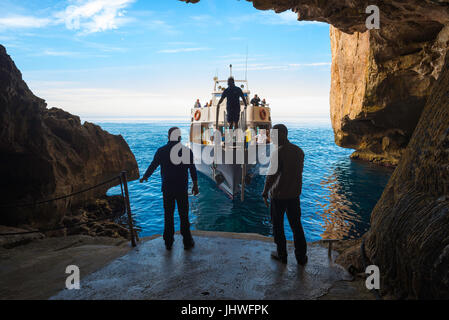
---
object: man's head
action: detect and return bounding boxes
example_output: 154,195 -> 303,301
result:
255,94 -> 258,98
168,127 -> 181,142
228,77 -> 235,87
272,124 -> 288,145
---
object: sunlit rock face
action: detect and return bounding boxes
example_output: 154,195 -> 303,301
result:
330,24 -> 449,165
0,45 -> 139,228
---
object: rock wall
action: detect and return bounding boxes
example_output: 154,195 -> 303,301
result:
330,23 -> 449,165
363,51 -> 449,299
0,45 -> 139,228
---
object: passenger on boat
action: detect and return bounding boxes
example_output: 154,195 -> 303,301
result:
262,124 -> 308,266
256,129 -> 267,144
205,102 -> 209,108
261,99 -> 267,107
194,99 -> 201,108
140,127 -> 199,251
251,94 -> 261,106
217,77 -> 247,129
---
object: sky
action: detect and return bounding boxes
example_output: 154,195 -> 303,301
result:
0,0 -> 332,121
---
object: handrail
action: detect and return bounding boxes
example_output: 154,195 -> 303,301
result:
0,176 -> 120,209
0,172 -> 138,247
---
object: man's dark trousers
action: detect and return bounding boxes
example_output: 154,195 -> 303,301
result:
270,197 -> 307,260
162,191 -> 193,246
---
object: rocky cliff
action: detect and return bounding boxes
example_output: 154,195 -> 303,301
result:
362,51 -> 449,298
0,45 -> 139,228
181,0 -> 449,298
330,23 -> 449,166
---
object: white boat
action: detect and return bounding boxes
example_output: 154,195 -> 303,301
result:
189,71 -> 272,200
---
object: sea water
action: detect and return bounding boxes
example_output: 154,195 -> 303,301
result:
102,120 -> 393,242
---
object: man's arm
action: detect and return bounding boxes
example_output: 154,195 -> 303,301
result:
140,150 -> 161,182
216,90 -> 227,125
239,89 -> 247,107
262,148 -> 281,201
189,149 -> 199,195
217,95 -> 225,107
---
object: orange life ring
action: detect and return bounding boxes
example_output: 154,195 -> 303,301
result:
194,110 -> 201,121
259,109 -> 267,120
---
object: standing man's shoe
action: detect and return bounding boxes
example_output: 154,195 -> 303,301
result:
296,255 -> 308,266
165,242 -> 173,251
271,251 -> 287,264
184,239 -> 195,250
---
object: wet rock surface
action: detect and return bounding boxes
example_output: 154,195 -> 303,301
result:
0,235 -> 132,300
0,45 -> 139,228
52,232 -> 358,300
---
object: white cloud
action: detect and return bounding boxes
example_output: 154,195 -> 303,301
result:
42,50 -> 79,57
261,10 -> 325,26
232,62 -> 331,71
229,10 -> 326,27
0,15 -> 52,29
0,0 -> 135,34
158,47 -> 210,54
289,62 -> 331,67
55,0 -> 135,34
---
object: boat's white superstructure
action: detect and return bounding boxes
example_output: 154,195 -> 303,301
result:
189,74 -> 272,200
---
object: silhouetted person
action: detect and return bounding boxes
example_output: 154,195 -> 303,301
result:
262,124 -> 307,265
217,77 -> 247,129
261,98 -> 267,107
140,127 -> 199,250
251,94 -> 260,106
194,99 -> 201,108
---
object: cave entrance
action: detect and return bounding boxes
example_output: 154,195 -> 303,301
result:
167,1 -> 395,241
102,0 -> 394,242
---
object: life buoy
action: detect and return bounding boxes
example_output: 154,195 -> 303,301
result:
194,110 -> 201,121
259,109 -> 267,120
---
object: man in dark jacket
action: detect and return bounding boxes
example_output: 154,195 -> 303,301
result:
140,127 -> 199,250
262,124 -> 307,265
217,77 -> 247,129
250,94 -> 260,106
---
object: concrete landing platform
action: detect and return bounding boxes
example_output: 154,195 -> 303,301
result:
52,231 -> 353,300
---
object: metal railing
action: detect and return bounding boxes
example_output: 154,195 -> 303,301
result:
0,171 -> 139,247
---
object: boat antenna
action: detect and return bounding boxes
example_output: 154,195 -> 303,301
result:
230,64 -> 232,77
245,45 -> 248,81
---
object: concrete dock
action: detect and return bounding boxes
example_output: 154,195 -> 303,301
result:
50,231 -> 356,300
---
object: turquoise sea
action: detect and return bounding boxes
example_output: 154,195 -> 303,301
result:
102,120 -> 393,242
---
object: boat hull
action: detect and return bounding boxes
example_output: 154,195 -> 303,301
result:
190,143 -> 270,199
